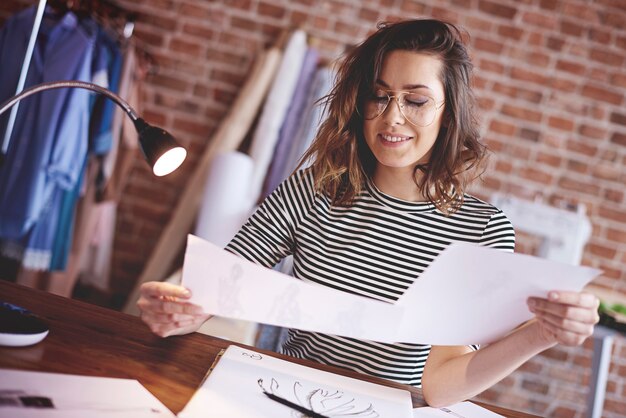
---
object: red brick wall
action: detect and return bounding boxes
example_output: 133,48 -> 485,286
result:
1,1 -> 625,416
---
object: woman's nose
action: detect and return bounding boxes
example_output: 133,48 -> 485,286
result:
381,97 -> 405,125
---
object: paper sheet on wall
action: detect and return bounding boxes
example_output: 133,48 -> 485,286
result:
181,235 -> 601,345
178,345 -> 413,418
0,369 -> 175,417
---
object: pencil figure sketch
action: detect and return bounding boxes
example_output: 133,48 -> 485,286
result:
266,283 -> 302,326
258,377 -> 380,417
218,262 -> 244,316
336,301 -> 366,338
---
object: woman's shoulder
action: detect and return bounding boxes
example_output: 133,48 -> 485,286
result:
458,194 -> 508,217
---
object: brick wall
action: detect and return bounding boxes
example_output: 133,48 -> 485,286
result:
1,0 -> 625,416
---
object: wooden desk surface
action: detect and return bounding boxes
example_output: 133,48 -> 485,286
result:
0,281 -> 538,417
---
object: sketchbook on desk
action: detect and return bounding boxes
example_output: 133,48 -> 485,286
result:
177,345 -> 413,418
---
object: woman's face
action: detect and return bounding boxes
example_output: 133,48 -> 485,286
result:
363,50 -> 446,175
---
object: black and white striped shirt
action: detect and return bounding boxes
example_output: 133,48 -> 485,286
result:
226,168 -> 515,387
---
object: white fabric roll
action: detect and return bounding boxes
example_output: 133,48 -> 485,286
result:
247,30 -> 308,202
194,152 -> 254,248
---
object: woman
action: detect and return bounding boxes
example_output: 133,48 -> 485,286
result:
137,19 -> 599,407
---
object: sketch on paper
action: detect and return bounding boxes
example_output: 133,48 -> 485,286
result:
257,377 -> 380,417
218,262 -> 244,316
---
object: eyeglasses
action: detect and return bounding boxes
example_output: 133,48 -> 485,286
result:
363,89 -> 445,127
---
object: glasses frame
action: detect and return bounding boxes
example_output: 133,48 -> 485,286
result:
363,89 -> 445,127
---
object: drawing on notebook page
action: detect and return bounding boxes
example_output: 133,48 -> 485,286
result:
257,377 -> 380,417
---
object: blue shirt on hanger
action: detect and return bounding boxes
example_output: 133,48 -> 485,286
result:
0,6 -> 96,241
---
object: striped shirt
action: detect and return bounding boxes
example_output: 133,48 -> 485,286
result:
226,168 -> 515,387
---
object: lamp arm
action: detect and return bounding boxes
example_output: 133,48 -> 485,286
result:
0,80 -> 139,121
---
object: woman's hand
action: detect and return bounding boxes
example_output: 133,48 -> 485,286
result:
527,290 -> 600,346
137,281 -> 211,338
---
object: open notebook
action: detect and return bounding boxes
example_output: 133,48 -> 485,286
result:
178,345 -> 414,418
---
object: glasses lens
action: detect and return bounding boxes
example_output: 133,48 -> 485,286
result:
364,90 -> 389,120
400,93 -> 437,127
363,90 -> 439,127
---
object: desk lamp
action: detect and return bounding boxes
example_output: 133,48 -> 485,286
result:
0,80 -> 187,176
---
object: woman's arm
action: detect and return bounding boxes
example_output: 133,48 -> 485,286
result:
422,290 -> 599,407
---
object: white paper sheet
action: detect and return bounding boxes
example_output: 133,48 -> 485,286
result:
178,345 -> 413,418
396,242 -> 601,344
0,369 -> 175,417
413,401 -> 504,417
182,235 -> 601,345
182,234 -> 403,343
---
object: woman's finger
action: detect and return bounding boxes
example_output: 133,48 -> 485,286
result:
528,300 -> 599,325
138,297 -> 205,315
534,309 -> 595,336
537,318 -> 589,346
140,281 -> 192,300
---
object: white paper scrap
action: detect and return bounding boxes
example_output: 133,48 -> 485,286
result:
413,401 -> 504,417
182,235 -> 601,345
0,369 -> 175,417
178,345 -> 413,418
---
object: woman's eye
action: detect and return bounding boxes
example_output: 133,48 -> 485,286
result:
405,96 -> 429,107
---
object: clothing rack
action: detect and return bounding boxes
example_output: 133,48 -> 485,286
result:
1,0 -> 155,157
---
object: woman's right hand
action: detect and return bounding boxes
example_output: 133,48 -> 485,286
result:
137,281 -> 211,338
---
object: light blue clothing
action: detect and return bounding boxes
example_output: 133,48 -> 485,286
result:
280,66 -> 335,179
0,7 -> 96,240
262,48 -> 319,199
0,7 -> 97,270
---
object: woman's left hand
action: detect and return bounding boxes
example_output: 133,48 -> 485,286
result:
527,291 -> 600,346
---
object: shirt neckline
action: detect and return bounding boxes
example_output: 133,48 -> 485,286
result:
364,177 -> 437,213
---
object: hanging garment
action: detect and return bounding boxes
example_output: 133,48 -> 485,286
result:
279,66 -> 335,179
261,48 -> 319,199
0,6 -> 98,269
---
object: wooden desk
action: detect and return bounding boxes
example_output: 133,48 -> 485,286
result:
0,281 -> 537,417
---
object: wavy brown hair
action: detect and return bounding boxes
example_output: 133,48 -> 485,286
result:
298,19 -> 486,214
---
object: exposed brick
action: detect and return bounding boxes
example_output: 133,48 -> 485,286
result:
521,379 -> 550,395
607,228 -> 626,243
474,36 -> 504,54
578,124 -> 608,140
523,11 -> 558,29
479,58 -> 505,74
546,36 -> 566,51
611,132 -> 626,147
590,49 -> 625,67
610,112 -> 626,126
589,27 -> 612,44
169,38 -> 204,56
537,152 -> 562,167
612,72 -> 626,88
548,116 -> 575,132
581,84 -> 623,105
558,176 -> 601,196
566,159 -> 589,174
520,128 -> 540,142
556,59 -> 586,76
478,0 -> 517,19
497,24 -> 523,40
599,206 -> 626,223
560,19 -> 584,37
399,0 -> 427,14
511,67 -> 550,86
257,1 -> 286,18
501,104 -> 543,123
490,120 -> 516,136
182,23 -> 216,39
521,167 -> 553,184
566,139 -> 598,157
604,188 -> 624,203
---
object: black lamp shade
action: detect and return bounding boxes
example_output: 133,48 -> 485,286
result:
134,118 -> 186,176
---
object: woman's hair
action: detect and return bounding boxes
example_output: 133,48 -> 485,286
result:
298,19 -> 486,214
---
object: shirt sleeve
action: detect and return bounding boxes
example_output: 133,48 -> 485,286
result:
225,168 -> 317,268
479,210 -> 516,253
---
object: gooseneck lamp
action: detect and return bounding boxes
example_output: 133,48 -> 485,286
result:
0,80 -> 187,176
